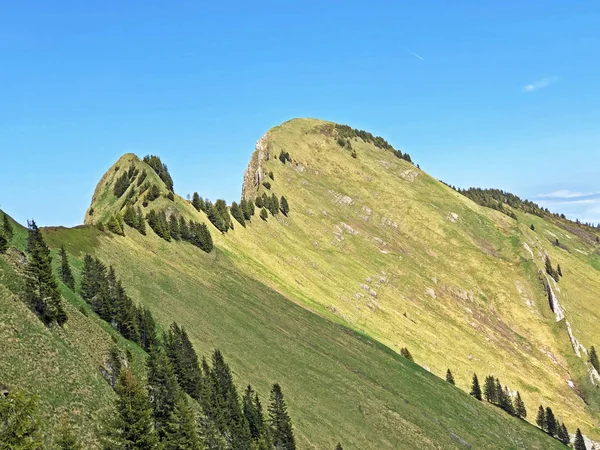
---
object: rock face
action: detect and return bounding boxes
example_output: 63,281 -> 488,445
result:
242,133 -> 271,200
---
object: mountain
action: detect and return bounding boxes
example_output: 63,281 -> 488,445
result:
1,118 -> 599,449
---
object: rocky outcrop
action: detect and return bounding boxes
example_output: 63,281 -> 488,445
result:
242,133 -> 271,200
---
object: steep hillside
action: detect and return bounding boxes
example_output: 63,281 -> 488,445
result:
221,118 -> 600,440
0,213 -> 147,448
2,117 -> 598,448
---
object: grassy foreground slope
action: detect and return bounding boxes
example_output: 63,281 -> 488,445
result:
41,221 -> 567,449
217,118 -> 600,438
0,213 -> 147,448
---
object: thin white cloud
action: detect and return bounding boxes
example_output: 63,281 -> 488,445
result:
405,48 -> 424,61
522,76 -> 559,92
537,189 -> 598,199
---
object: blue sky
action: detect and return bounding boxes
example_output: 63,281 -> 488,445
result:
1,1 -> 599,226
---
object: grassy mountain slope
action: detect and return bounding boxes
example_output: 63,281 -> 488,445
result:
0,214 -> 147,448
39,219 -> 567,449
216,118 -> 600,439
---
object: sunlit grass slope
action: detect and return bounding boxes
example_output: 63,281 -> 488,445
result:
0,213 -> 147,448
217,118 -> 600,439
41,221 -> 568,449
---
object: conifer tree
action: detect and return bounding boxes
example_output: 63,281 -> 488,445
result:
513,392 -> 526,419
255,197 -> 264,209
268,383 -> 296,450
162,395 -> 202,450
230,202 -> 246,227
590,346 -> 599,372
400,347 -> 414,362
557,422 -> 570,445
335,444 -> 343,450
557,264 -> 562,277
146,345 -> 182,441
0,234 -> 8,254
535,405 -> 545,430
103,369 -> 158,450
545,406 -> 557,436
136,206 -> 147,235
574,428 -> 587,450
280,196 -> 289,216
208,205 -> 227,233
56,418 -> 82,449
445,369 -> 455,385
169,215 -> 181,240
0,389 -> 43,449
60,245 -> 75,291
470,374 -> 482,400
24,220 -> 67,326
192,192 -> 203,212
501,386 -> 515,415
483,376 -> 497,404
2,212 -> 13,239
165,323 -> 203,400
179,217 -> 190,241
107,214 -> 125,236
243,385 -> 266,442
123,205 -> 137,230
260,208 -> 268,221
269,194 -> 279,216
240,199 -> 254,221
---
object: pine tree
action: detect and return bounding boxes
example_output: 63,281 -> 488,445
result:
501,386 -> 515,415
24,220 -> 67,326
530,224 -> 535,231
260,208 -> 268,221
107,214 -> 125,236
208,205 -> 227,233
280,196 -> 289,216
513,392 -> 526,419
557,264 -> 562,277
169,215 -> 181,240
230,202 -> 246,228
269,194 -> 279,216
60,245 -> 75,291
192,192 -> 203,212
0,234 -> 8,254
2,212 -> 13,239
590,346 -> 600,372
146,345 -> 181,441
0,389 -> 43,449
268,383 -> 296,450
179,217 -> 190,241
445,369 -> 455,385
483,376 -> 496,404
162,395 -> 201,450
470,374 -> 482,400
137,306 -> 157,351
103,369 -> 158,450
400,347 -> 414,362
545,406 -> 557,436
535,405 -> 545,430
240,199 -> 254,221
335,444 -> 343,450
255,197 -> 264,208
136,206 -> 147,235
165,324 -> 203,400
557,422 -> 570,445
574,428 -> 587,450
56,418 -> 82,449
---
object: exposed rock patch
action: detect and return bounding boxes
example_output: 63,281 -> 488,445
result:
447,212 -> 459,223
400,169 -> 418,182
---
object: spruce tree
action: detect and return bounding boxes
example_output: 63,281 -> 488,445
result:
535,405 -> 545,430
557,264 -> 562,277
280,196 -> 289,216
335,444 -> 343,450
243,385 -> 266,442
0,389 -> 43,449
24,220 -> 67,326
513,392 -> 526,419
470,374 -> 482,400
260,208 -> 268,221
400,347 -> 414,362
545,406 -> 557,436
162,395 -> 201,450
269,194 -> 279,216
60,245 -> 75,291
574,428 -> 587,450
179,217 -> 190,241
255,197 -> 264,208
557,422 -> 570,445
169,215 -> 181,240
192,192 -> 202,211
230,202 -> 246,228
56,418 -> 82,449
483,376 -> 497,404
2,212 -> 13,239
268,383 -> 296,450
0,234 -> 8,254
103,369 -> 158,450
445,369 -> 455,385
590,346 -> 599,372
136,206 -> 147,235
